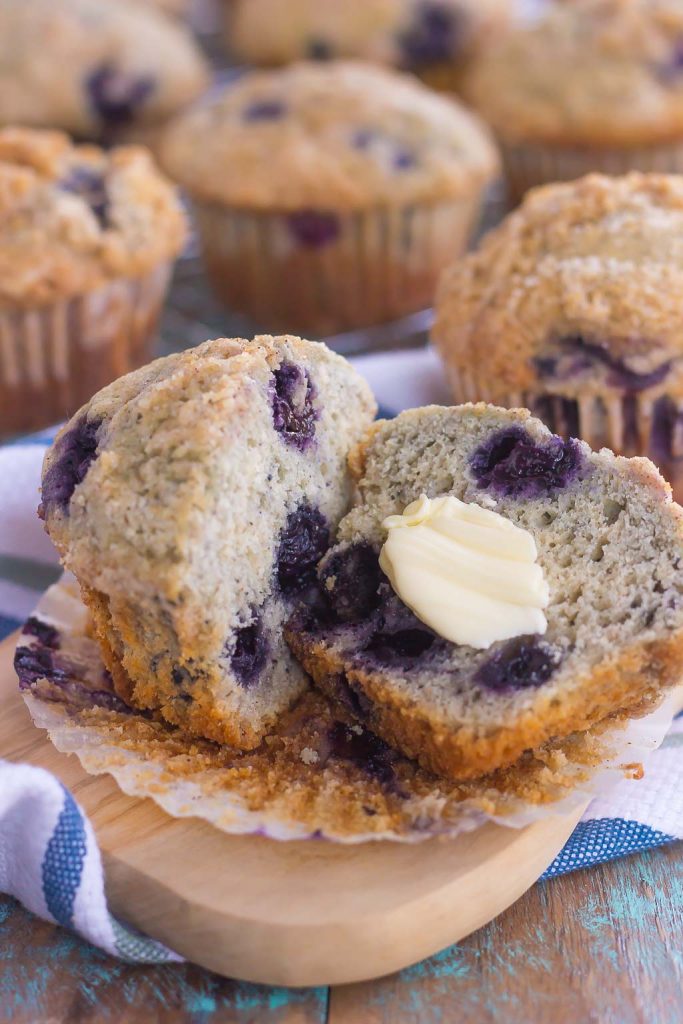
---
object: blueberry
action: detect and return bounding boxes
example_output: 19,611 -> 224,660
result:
278,504 -> 329,594
470,425 -> 583,498
271,361 -> 319,449
230,613 -> 269,688
85,64 -> 154,128
327,721 -> 397,786
59,166 -> 109,228
243,99 -> 286,122
287,211 -> 340,248
307,38 -> 334,60
320,543 -> 383,623
398,2 -> 461,68
474,637 -> 562,693
22,617 -> 60,650
39,414 -> 102,518
393,149 -> 417,171
365,627 -> 435,663
351,128 -> 375,150
14,645 -> 70,690
534,336 -> 671,393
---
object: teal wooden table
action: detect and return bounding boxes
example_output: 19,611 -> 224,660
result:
1,842 -> 681,1024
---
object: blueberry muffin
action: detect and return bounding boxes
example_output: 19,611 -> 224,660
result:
433,173 -> 683,500
287,403 -> 683,780
0,0 -> 209,145
39,335 -> 376,749
464,0 -> 683,199
161,61 -> 498,334
0,127 -> 185,437
227,0 -> 512,93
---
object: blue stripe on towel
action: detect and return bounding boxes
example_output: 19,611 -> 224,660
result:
42,788 -> 87,927
542,818 -> 676,878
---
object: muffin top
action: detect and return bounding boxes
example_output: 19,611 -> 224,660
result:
0,0 -> 209,141
228,0 -> 511,71
433,173 -> 683,398
161,61 -> 499,210
465,0 -> 683,147
0,128 -> 186,308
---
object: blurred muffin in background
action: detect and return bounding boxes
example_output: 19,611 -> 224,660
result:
0,0 -> 209,146
161,61 -> 498,335
464,0 -> 683,200
141,0 -> 191,15
0,127 -> 186,437
225,0 -> 512,94
433,172 -> 683,498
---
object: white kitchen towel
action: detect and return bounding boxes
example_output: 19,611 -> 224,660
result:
0,348 -> 680,962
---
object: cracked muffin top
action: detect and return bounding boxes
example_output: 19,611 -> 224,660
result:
0,127 -> 186,308
228,0 -> 511,72
465,0 -> 683,147
161,60 -> 498,210
433,172 -> 683,399
0,0 -> 209,142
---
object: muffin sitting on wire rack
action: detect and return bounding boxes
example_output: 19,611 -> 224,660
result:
433,172 -> 683,499
225,0 -> 513,94
0,127 -> 186,438
161,60 -> 498,335
464,0 -> 683,200
0,0 -> 209,146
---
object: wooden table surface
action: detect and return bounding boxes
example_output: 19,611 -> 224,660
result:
1,841 -> 680,1024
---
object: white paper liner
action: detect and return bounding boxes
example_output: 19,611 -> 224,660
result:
15,574 -> 681,844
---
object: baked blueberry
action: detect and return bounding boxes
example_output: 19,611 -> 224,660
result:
470,426 -> 583,498
287,211 -> 340,248
278,505 -> 329,594
474,637 -> 562,693
59,166 -> 109,227
230,613 -> 269,688
39,415 -> 102,518
271,362 -> 319,449
85,64 -> 155,128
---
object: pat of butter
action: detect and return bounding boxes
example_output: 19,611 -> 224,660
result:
379,494 -> 549,650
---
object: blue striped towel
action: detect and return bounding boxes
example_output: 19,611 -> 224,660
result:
1,349 -> 681,963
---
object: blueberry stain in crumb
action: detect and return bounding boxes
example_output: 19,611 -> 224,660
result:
39,414 -> 102,518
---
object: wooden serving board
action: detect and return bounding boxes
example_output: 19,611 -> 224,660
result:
0,632 -> 585,987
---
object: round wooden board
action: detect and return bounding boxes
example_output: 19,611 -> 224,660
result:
0,633 -> 585,986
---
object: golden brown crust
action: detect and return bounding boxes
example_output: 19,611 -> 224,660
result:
433,172 -> 683,401
287,625 -> 683,781
0,127 -> 185,308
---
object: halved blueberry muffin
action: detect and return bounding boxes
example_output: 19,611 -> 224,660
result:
39,335 -> 376,749
286,404 -> 683,780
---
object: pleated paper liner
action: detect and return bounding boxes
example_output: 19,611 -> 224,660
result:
500,138 -> 683,203
0,263 -> 172,439
15,574 -> 679,844
191,198 -> 481,336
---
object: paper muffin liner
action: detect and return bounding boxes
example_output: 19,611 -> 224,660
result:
0,263 -> 172,438
444,362 -> 683,501
500,138 -> 683,202
14,574 -> 680,844
191,198 -> 482,335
